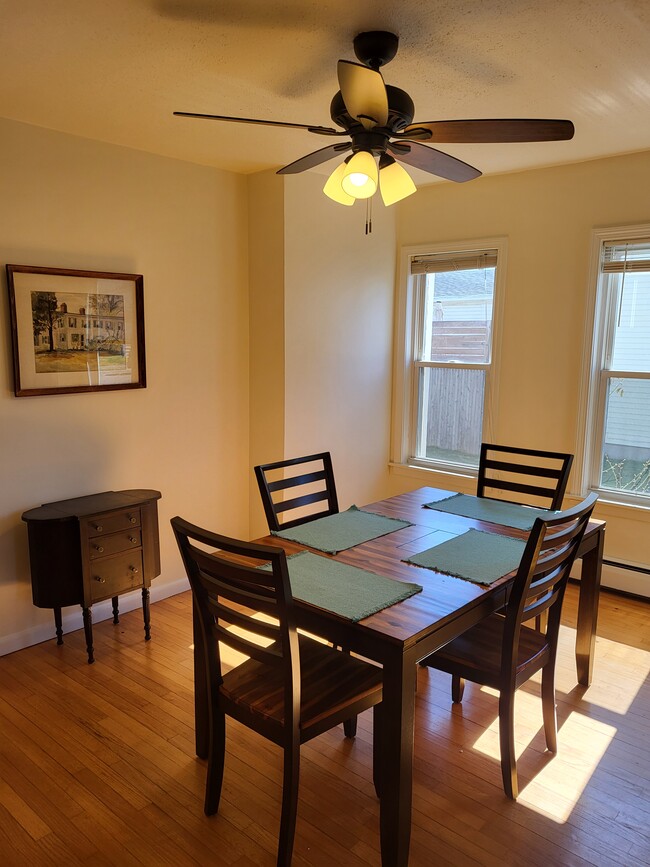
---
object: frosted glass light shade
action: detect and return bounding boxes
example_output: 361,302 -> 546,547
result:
379,158 -> 417,206
341,151 -> 378,199
323,162 -> 355,205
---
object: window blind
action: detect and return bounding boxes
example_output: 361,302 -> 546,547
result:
602,239 -> 650,273
411,249 -> 498,275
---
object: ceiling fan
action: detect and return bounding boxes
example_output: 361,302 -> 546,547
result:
174,31 -> 574,207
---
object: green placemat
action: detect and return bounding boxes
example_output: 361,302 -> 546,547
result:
262,551 -> 422,621
424,492 -> 554,530
272,505 -> 413,554
405,529 -> 527,586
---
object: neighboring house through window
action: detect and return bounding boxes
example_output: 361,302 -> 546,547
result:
393,238 -> 506,472
580,225 -> 650,503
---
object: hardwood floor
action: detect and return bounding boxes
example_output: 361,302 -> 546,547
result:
1,585 -> 648,866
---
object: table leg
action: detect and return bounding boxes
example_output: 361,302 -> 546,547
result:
379,652 -> 416,867
193,600 -> 209,759
112,596 -> 120,624
576,526 -> 604,686
53,607 -> 63,645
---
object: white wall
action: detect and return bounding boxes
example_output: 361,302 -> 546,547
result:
283,172 -> 396,512
0,118 -> 250,655
392,150 -> 650,595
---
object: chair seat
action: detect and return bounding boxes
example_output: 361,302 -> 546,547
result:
424,613 -> 549,688
221,634 -> 382,738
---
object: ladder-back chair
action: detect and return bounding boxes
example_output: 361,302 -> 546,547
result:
477,442 -> 574,510
255,452 -> 339,532
171,516 -> 382,866
419,492 -> 597,799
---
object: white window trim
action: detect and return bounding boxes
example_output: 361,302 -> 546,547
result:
576,222 -> 650,506
391,237 -> 508,475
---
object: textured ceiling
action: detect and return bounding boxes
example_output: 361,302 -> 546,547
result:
1,0 -> 650,185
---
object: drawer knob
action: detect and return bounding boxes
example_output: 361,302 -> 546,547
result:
94,576 -> 106,584
94,524 -> 103,532
130,566 -> 139,574
93,545 -> 104,553
129,536 -> 137,544
129,516 -> 137,524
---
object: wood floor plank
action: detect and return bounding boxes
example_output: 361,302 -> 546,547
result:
0,584 -> 648,865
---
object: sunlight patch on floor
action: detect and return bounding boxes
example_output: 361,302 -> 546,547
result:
555,625 -> 650,714
218,611 -> 277,669
517,710 -> 618,821
466,622 -> 650,823
519,711 -> 618,822
469,693 -> 618,821
581,647 -> 650,714
191,607 -> 330,671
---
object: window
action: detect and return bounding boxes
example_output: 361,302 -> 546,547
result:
581,226 -> 650,502
393,239 -> 506,471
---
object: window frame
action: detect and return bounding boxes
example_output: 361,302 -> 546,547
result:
391,237 -> 508,475
578,223 -> 650,506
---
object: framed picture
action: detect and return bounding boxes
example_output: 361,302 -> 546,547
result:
6,265 -> 146,397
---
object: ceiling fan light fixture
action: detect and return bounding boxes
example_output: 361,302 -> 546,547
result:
379,154 -> 417,206
177,31 -> 575,216
341,150 -> 378,199
323,162 -> 355,205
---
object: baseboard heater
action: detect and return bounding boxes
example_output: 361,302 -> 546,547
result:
602,558 -> 650,576
598,558 -> 650,600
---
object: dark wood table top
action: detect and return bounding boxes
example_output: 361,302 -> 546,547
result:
258,486 -> 604,655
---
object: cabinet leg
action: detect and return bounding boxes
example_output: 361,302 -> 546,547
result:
112,596 -> 120,624
82,607 -> 95,664
142,588 -> 151,641
54,607 -> 64,645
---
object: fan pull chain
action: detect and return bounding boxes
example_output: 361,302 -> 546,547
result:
365,197 -> 373,234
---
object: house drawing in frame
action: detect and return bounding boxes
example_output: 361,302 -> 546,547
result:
7,265 -> 146,396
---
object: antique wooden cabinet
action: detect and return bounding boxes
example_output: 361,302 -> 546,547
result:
22,489 -> 162,663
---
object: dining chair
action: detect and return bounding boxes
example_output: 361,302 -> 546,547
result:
254,451 -> 339,532
418,491 -> 598,799
477,442 -> 574,510
171,516 -> 383,867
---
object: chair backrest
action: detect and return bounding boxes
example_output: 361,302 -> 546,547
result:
254,452 -> 339,532
477,442 -> 574,510
502,491 -> 598,682
171,517 -> 300,736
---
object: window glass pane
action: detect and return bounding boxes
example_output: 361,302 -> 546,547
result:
600,376 -> 650,496
422,268 -> 494,363
415,367 -> 485,466
609,270 -> 650,372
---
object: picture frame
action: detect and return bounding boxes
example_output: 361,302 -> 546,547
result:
6,265 -> 146,397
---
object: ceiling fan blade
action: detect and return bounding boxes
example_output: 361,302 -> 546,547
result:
337,60 -> 388,130
277,143 -> 352,175
400,118 -> 575,143
389,141 -> 481,183
173,111 -> 343,136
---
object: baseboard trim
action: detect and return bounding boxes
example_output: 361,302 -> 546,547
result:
0,577 -> 189,658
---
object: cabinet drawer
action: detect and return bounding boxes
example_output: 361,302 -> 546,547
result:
89,550 -> 144,601
85,509 -> 141,537
89,529 -> 142,559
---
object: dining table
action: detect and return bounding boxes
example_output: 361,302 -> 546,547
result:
191,486 -> 605,867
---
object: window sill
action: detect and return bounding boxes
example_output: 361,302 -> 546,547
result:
565,492 -> 650,523
389,461 -> 476,494
391,468 -> 650,523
